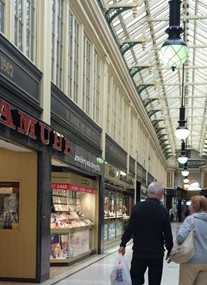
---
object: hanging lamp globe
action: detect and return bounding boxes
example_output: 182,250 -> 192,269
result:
175,106 -> 189,140
182,169 -> 189,176
160,34 -> 189,70
178,155 -> 188,164
178,140 -> 188,164
184,183 -> 189,189
183,177 -> 189,184
175,125 -> 189,140
160,0 -> 189,70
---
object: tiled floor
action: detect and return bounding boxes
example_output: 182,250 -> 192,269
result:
0,223 -> 180,285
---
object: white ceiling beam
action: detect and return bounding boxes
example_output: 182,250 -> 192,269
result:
146,15 -> 207,22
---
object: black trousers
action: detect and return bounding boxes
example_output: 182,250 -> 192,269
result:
130,256 -> 163,285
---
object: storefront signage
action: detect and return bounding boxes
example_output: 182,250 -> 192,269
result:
51,183 -> 96,194
0,99 -> 72,156
74,153 -> 100,172
1,55 -> 13,78
109,166 -> 116,177
120,174 -> 134,185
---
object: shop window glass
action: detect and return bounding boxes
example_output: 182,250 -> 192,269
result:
50,181 -> 96,262
104,190 -> 128,242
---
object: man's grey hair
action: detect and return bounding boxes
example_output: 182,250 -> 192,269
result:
148,181 -> 164,194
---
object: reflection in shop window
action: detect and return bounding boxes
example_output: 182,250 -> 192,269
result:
0,182 -> 19,230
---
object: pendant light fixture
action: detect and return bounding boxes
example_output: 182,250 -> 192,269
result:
178,140 -> 188,164
184,183 -> 189,189
175,65 -> 189,140
181,162 -> 189,176
160,0 -> 189,70
183,177 -> 189,184
182,169 -> 189,176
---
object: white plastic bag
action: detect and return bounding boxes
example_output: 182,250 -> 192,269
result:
110,253 -> 132,285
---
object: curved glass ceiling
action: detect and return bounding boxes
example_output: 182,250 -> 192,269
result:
99,0 -> 207,160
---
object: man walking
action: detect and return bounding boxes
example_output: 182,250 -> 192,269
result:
118,181 -> 173,285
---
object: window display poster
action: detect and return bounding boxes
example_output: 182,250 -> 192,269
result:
0,182 -> 19,230
50,234 -> 69,259
69,230 -> 90,258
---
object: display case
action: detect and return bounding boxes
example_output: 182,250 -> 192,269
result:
50,180 -> 96,264
104,190 -> 130,244
50,228 -> 92,260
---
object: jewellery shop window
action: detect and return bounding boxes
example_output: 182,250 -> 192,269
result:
0,182 -> 19,230
104,190 -> 128,242
50,183 -> 96,262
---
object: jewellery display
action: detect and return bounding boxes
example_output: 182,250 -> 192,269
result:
50,185 -> 96,263
51,189 -> 94,229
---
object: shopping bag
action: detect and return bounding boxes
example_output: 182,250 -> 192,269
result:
110,253 -> 132,285
169,216 -> 195,264
169,229 -> 194,263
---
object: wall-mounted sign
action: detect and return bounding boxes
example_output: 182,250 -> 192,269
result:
120,174 -> 134,185
51,183 -> 96,194
0,99 -> 102,174
0,99 -> 72,154
74,153 -> 100,172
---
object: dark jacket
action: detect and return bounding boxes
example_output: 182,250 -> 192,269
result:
120,198 -> 173,258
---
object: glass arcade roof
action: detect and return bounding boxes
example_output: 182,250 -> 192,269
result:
99,0 -> 207,161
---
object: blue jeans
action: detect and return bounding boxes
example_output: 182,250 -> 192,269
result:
130,256 -> 163,285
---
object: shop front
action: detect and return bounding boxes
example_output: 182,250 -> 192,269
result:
0,33 -> 50,282
50,170 -> 99,264
103,136 -> 135,248
0,104 -> 103,281
0,33 -> 103,282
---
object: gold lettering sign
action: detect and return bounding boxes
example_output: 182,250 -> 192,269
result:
1,56 -> 14,78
